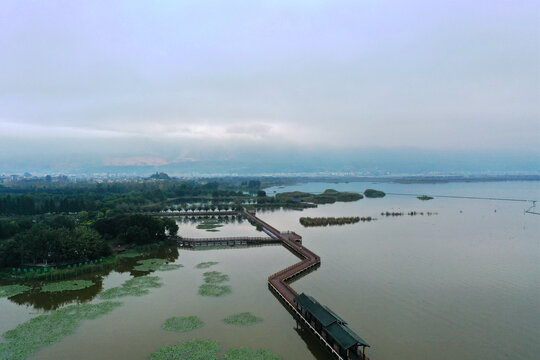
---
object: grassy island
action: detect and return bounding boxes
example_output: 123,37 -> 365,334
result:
417,195 -> 434,200
276,189 -> 363,205
364,189 -> 386,198
299,216 -> 373,227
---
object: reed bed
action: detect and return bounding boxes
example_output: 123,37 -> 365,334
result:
299,216 -> 372,227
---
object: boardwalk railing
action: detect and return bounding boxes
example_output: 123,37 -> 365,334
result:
176,236 -> 272,242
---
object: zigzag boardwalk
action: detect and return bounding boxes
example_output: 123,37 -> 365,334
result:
242,210 -> 370,360
158,209 -> 371,359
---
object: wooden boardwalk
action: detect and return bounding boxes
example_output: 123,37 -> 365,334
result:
242,210 -> 369,360
174,236 -> 279,247
171,209 -> 369,360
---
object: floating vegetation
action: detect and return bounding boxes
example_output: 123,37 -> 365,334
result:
198,284 -> 231,297
223,312 -> 262,326
149,339 -> 220,360
225,348 -> 281,360
40,280 -> 94,293
0,284 -> 31,298
118,250 -> 143,258
148,339 -> 280,360
418,195 -> 434,201
196,220 -> 224,232
299,216 -> 374,227
133,258 -> 183,272
203,271 -> 229,284
162,316 -> 203,332
0,301 -> 122,360
100,276 -> 162,299
195,261 -> 219,269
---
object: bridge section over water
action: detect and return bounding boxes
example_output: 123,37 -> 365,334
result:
158,209 -> 370,359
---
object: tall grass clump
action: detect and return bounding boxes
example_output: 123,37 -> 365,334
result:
0,301 -> 122,360
162,316 -> 203,332
100,276 -> 162,299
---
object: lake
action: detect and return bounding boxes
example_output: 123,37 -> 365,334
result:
1,181 -> 538,360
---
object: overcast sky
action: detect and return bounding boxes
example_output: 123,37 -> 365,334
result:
1,0 -> 539,172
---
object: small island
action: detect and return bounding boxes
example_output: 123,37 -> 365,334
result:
364,189 -> 386,198
276,189 -> 363,204
417,195 -> 434,201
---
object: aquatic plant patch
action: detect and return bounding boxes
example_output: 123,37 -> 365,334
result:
225,348 -> 281,360
198,284 -> 231,297
118,250 -> 143,258
40,280 -> 94,293
195,261 -> 219,269
149,339 -> 220,360
100,276 -> 162,299
0,301 -> 122,360
162,316 -> 203,332
133,258 -> 183,272
223,312 -> 262,326
0,284 -> 31,298
203,271 -> 229,284
196,220 -> 224,231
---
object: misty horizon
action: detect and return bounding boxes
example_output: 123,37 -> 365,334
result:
1,1 -> 539,175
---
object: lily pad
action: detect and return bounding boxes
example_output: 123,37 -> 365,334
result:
203,271 -> 229,284
162,316 -> 203,332
100,276 -> 162,299
0,301 -> 122,360
149,339 -> 220,360
0,284 -> 32,298
41,280 -> 94,293
225,348 -> 281,360
223,312 -> 262,326
198,284 -> 231,297
133,258 -> 183,272
195,262 -> 219,269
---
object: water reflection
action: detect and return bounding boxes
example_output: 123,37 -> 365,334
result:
5,245 -> 180,311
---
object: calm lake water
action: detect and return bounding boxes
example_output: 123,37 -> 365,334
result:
1,181 -> 539,360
